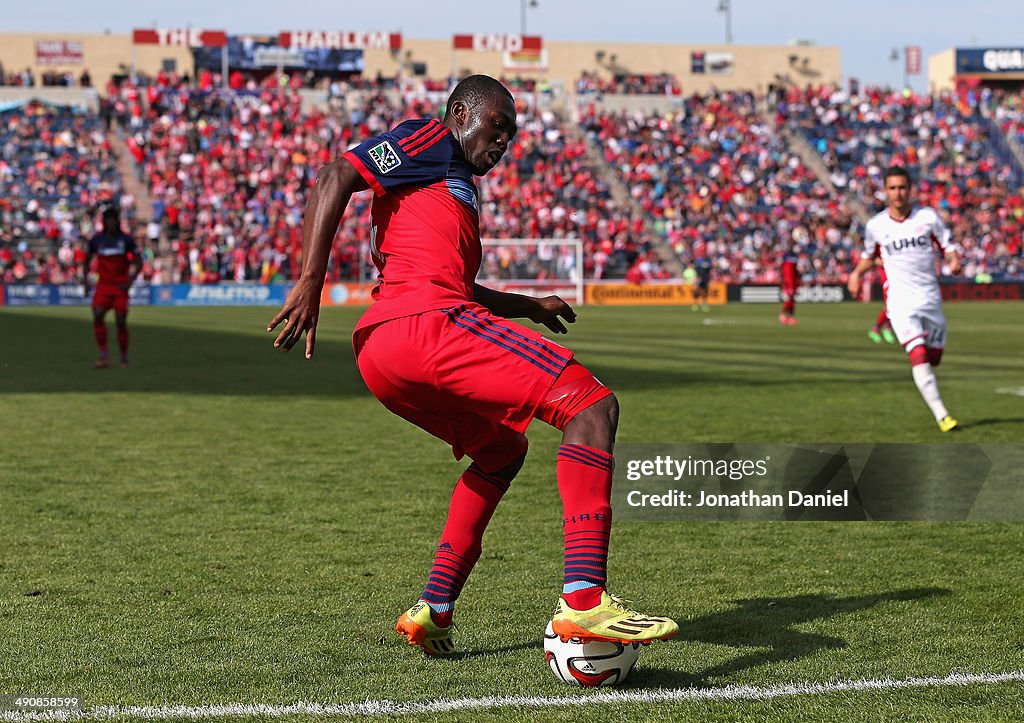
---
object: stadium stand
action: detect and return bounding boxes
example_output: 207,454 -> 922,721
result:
786,85 -> 1024,280
2,72 -> 1021,285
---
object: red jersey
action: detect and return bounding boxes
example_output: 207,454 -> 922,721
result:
342,119 -> 481,333
88,231 -> 138,286
781,251 -> 800,288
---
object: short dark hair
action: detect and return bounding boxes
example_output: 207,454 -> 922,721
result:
100,205 -> 120,226
883,166 -> 912,184
445,75 -> 514,117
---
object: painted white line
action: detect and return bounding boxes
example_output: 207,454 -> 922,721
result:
995,386 -> 1024,397
3,670 -> 1023,720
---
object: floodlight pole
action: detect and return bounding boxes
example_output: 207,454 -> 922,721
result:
718,0 -> 733,44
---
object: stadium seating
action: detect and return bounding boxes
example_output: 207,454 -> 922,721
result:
579,92 -> 858,283
786,86 -> 1023,280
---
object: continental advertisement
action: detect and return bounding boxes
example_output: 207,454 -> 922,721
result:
585,282 -> 727,306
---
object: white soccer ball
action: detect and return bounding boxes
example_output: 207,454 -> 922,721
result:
543,621 -> 642,687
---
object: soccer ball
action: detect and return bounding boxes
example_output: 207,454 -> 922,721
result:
543,621 -> 641,687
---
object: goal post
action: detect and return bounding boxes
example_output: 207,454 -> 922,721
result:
478,238 -> 585,305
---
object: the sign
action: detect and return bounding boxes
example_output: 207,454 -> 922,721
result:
253,49 -> 306,68
35,40 -> 84,66
453,34 -> 542,53
503,49 -> 548,73
691,52 -> 706,75
320,282 -> 376,307
706,51 -> 735,76
278,31 -> 401,51
132,28 -> 228,48
585,282 -> 727,306
956,48 -> 1024,75
732,285 -> 850,303
2,284 -> 151,306
906,46 -> 922,75
941,282 -> 1022,302
154,284 -> 293,306
193,35 -> 363,73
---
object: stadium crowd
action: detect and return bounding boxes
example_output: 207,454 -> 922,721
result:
786,85 -> 1023,280
2,72 -> 1022,286
579,91 -> 858,283
0,101 -> 138,284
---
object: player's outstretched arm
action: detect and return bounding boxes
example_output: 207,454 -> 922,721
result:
473,283 -> 577,334
268,158 -> 368,359
847,256 -> 875,297
945,251 -> 962,276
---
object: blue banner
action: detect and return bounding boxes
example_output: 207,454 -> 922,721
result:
2,284 -> 292,307
956,48 -> 1024,75
153,284 -> 293,306
193,35 -> 363,72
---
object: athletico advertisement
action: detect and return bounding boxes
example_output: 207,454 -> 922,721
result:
152,284 -> 293,306
585,282 -> 727,306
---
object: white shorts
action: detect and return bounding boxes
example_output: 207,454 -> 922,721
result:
888,303 -> 946,351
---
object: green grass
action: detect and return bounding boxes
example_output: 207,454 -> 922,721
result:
1,303 -> 1022,721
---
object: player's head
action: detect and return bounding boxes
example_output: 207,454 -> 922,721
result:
100,205 -> 121,232
883,166 -> 913,213
444,75 -> 517,176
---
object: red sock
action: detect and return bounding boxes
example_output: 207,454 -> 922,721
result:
876,310 -> 889,328
420,463 -> 509,625
93,321 -> 108,354
557,444 -> 613,610
117,327 -> 129,358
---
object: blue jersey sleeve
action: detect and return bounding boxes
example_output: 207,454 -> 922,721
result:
342,118 -> 454,196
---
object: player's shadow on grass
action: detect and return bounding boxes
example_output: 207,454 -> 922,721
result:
630,586 -> 951,688
0,309 -> 365,397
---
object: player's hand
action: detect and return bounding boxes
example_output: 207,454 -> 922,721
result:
847,273 -> 861,297
267,277 -> 323,359
947,257 -> 962,275
529,295 -> 577,335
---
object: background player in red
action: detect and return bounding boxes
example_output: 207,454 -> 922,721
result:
779,244 -> 800,325
83,206 -> 139,368
268,75 -> 678,656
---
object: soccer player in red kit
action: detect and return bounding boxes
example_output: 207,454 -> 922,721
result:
83,206 -> 139,368
268,75 -> 678,656
779,246 -> 800,325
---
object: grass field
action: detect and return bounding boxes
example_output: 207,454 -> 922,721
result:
1,302 -> 1022,721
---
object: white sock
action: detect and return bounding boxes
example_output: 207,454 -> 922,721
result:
911,364 -> 949,421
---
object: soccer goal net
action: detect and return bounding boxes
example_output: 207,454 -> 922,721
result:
478,238 -> 585,305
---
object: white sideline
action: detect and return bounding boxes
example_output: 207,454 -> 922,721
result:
3,671 -> 1023,720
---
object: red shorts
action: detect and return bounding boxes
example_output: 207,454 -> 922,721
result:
355,303 -> 610,472
93,284 -> 129,313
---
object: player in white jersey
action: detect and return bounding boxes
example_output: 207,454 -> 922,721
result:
848,166 -> 962,432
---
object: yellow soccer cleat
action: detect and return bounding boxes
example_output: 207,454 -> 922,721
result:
938,415 -> 959,433
551,591 -> 679,644
395,601 -> 456,656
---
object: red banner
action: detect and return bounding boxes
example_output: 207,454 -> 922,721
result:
453,34 -> 542,52
906,46 -> 922,75
35,40 -> 83,66
278,31 -> 401,51
132,29 -> 227,48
